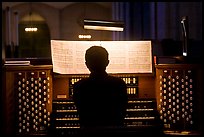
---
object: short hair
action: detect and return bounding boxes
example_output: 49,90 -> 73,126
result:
85,46 -> 108,62
85,46 -> 109,71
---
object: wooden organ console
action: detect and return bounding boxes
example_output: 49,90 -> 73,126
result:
50,74 -> 159,136
1,63 -> 203,136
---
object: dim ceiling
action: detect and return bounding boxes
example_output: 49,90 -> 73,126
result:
2,2 -> 112,10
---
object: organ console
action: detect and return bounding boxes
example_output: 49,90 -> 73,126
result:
2,63 -> 203,136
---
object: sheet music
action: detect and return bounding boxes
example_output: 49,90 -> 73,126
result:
51,40 -> 152,74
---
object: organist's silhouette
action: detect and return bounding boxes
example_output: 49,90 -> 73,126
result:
73,46 -> 128,135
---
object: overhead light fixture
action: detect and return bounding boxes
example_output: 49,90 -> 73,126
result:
25,27 -> 38,32
25,3 -> 38,32
84,19 -> 124,31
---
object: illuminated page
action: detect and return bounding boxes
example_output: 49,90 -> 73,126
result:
101,41 -> 152,73
51,40 -> 152,74
51,40 -> 100,74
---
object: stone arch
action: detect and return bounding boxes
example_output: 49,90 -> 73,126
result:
11,2 -> 60,40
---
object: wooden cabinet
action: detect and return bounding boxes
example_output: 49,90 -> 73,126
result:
2,65 -> 53,136
155,64 -> 203,133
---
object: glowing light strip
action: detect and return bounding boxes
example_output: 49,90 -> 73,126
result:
126,108 -> 154,111
78,34 -> 91,39
84,19 -> 124,31
124,117 -> 155,120
56,126 -> 80,129
56,110 -> 77,112
128,100 -> 154,103
84,25 -> 123,31
53,101 -> 74,104
25,27 -> 38,32
56,118 -> 79,120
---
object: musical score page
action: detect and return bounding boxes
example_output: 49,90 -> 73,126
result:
51,40 -> 152,74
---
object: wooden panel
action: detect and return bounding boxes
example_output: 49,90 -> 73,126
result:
53,77 -> 69,100
155,64 -> 203,132
138,76 -> 156,98
3,71 -> 16,136
2,65 -> 53,136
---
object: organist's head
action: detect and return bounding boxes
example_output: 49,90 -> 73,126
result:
85,46 -> 109,73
